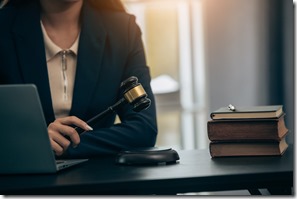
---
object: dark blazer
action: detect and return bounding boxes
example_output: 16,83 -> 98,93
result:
0,1 -> 157,158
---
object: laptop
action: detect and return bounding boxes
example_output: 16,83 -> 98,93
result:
0,84 -> 88,174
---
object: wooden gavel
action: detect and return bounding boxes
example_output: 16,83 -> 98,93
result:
75,76 -> 151,134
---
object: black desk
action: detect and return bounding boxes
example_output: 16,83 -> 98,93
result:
0,146 -> 293,195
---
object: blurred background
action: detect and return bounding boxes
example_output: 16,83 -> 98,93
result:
0,0 -> 293,151
121,0 -> 294,150
0,0 -> 293,196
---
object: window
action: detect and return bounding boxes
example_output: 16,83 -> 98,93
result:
122,0 -> 209,149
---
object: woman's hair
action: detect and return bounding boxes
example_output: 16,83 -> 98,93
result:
6,0 -> 126,11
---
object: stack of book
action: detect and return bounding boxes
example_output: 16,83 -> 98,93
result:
207,105 -> 289,158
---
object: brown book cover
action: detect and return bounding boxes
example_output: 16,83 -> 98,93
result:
207,114 -> 288,141
210,105 -> 283,120
209,137 -> 288,158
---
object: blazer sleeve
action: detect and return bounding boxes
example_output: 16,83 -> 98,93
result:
65,15 -> 158,158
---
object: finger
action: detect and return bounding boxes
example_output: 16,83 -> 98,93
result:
48,121 -> 80,147
52,123 -> 80,146
58,116 -> 93,131
48,128 -> 71,149
49,138 -> 64,156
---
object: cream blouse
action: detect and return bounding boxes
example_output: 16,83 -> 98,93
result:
41,21 -> 79,118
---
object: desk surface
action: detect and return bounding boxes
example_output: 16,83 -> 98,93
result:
0,145 -> 293,195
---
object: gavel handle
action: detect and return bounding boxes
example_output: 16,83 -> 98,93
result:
75,98 -> 127,135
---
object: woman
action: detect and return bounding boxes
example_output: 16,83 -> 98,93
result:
0,0 -> 157,158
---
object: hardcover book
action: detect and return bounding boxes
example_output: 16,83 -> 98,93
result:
210,105 -> 283,120
209,138 -> 288,158
207,114 -> 288,141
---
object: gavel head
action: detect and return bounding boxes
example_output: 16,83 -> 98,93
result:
120,76 -> 151,112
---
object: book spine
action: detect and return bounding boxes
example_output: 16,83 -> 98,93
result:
207,119 -> 287,141
209,140 -> 288,157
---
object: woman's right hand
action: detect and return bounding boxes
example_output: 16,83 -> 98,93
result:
47,116 -> 93,156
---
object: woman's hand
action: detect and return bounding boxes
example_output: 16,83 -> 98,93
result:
48,116 -> 93,156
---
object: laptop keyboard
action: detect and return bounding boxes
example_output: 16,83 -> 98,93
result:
56,160 -> 66,164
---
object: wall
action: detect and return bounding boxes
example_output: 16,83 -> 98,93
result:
203,0 -> 294,143
203,0 -> 269,108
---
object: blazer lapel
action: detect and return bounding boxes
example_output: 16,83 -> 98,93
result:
12,3 -> 107,122
12,3 -> 55,124
70,3 -> 107,119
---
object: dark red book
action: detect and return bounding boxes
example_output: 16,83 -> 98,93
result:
207,114 -> 288,141
209,138 -> 288,158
